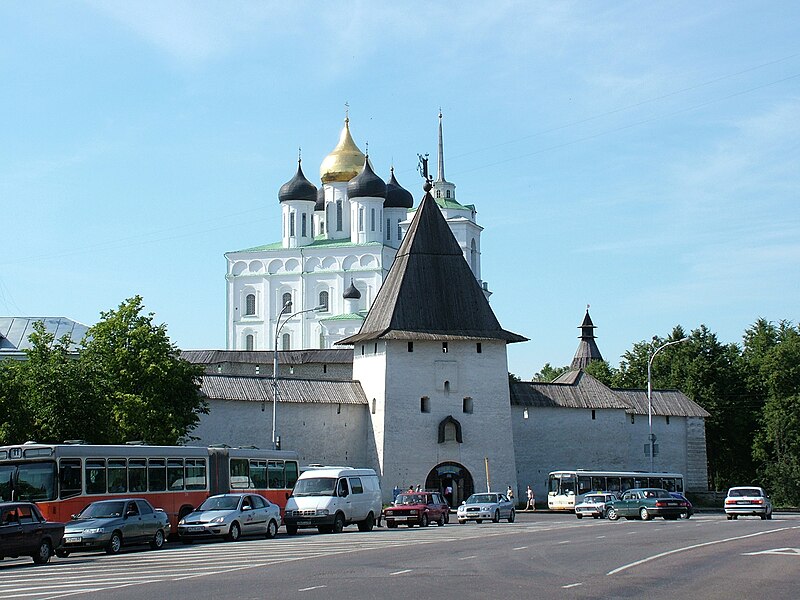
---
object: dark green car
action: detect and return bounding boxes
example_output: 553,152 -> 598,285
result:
606,488 -> 688,521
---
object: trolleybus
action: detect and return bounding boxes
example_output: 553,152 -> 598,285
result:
0,442 -> 300,533
547,469 -> 684,511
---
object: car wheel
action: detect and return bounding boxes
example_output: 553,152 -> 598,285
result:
227,522 -> 241,542
760,513 -> 767,520
767,511 -> 773,520
286,524 -> 298,535
357,513 -> 375,532
265,519 -> 278,539
332,513 -> 345,534
436,514 -> 445,526
476,519 -> 483,524
508,509 -> 515,523
150,529 -> 165,550
639,507 -> 650,521
492,510 -> 500,523
55,549 -> 70,558
444,512 -> 450,524
606,507 -> 619,521
458,519 -> 466,524
726,514 -> 733,520
106,531 -> 123,555
680,511 -> 689,519
420,514 -> 429,528
733,515 -> 738,520
32,539 -> 52,565
576,513 -> 583,519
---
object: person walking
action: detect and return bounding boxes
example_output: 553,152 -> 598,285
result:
507,486 -> 515,505
526,485 -> 535,511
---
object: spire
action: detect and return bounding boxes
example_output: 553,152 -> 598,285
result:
436,109 -> 445,183
570,306 -> 604,370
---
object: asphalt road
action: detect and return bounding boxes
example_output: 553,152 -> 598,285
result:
2,512 -> 798,600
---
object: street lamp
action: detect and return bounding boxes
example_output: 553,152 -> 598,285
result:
647,337 -> 689,471
271,301 -> 325,450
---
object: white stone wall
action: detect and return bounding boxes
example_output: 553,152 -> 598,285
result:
191,399 -> 372,468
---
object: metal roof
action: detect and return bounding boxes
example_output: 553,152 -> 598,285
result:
199,374 -> 368,405
0,317 -> 88,354
182,349 -> 353,365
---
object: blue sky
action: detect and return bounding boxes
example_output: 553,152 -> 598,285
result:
2,1 -> 798,378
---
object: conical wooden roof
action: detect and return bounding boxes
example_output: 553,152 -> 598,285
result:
338,192 -> 526,344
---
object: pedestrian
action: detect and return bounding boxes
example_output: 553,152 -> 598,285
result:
526,485 -> 535,511
408,485 -> 414,493
444,483 -> 453,506
393,484 -> 401,502
416,484 -> 422,492
507,486 -> 515,505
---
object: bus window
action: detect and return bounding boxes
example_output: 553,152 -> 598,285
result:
676,478 -> 684,493
148,459 -> 166,491
128,459 -> 147,493
250,460 -> 267,489
168,459 -> 184,490
230,458 -> 250,489
108,459 -> 127,493
561,476 -> 576,496
0,465 -> 13,500
578,476 -> 592,495
268,460 -> 285,489
59,459 -> 82,499
591,476 -> 606,491
634,477 -> 647,489
548,476 -> 559,495
285,461 -> 298,488
16,462 -> 57,501
621,477 -> 634,492
185,459 -> 207,490
86,459 -> 106,495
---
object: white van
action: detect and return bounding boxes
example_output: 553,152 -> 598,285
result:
284,467 -> 382,534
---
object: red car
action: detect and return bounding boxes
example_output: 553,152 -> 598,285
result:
384,492 -> 450,528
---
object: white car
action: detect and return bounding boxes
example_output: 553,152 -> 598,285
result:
457,492 -> 515,524
724,486 -> 773,520
178,493 -> 281,542
575,493 -> 617,519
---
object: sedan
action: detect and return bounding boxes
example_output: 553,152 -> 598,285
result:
0,502 -> 64,564
178,493 -> 280,542
575,493 -> 617,519
384,491 -> 450,528
606,488 -> 688,521
457,493 -> 515,524
58,498 -> 169,556
670,492 -> 694,518
725,486 -> 773,520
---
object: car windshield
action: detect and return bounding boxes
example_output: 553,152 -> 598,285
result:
79,501 -> 125,519
396,494 -> 426,505
198,496 -> 240,511
584,495 -> 604,503
729,488 -> 762,497
467,494 -> 497,504
292,477 -> 337,497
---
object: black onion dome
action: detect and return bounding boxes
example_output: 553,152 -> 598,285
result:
347,158 -> 386,199
279,160 -> 318,203
385,168 -> 414,208
343,278 -> 361,299
315,186 -> 325,211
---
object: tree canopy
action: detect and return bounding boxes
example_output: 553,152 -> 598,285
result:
0,296 -> 207,446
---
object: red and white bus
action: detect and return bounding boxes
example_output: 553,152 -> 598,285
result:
0,442 -> 300,533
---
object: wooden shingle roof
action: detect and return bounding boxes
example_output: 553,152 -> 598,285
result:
183,349 -> 353,365
338,192 -> 526,345
199,374 -> 368,405
613,388 -> 710,418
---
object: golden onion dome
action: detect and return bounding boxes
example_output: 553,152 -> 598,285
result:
319,118 -> 366,183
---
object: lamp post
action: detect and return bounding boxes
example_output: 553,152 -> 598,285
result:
272,301 -> 325,450
647,337 -> 689,471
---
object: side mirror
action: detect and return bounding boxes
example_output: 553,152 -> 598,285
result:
71,514 -> 78,520
461,501 -> 466,505
242,506 -> 251,511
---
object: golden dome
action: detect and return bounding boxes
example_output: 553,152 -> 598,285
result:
319,118 -> 365,183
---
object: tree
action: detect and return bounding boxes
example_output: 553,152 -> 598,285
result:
78,296 -> 207,445
532,363 -> 569,382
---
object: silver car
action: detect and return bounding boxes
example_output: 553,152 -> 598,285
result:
457,492 -> 515,524
724,486 -> 773,520
57,498 -> 169,556
178,493 -> 281,542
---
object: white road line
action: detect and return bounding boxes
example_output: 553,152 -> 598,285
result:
299,585 -> 327,591
608,525 -> 800,575
458,555 -> 477,560
596,535 -> 606,539
513,546 -> 527,550
562,583 -> 583,589
390,569 -> 412,575
558,540 -> 570,544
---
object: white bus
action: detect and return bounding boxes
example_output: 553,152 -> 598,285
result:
547,470 -> 684,511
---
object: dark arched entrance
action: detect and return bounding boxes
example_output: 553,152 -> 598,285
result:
425,462 -> 474,507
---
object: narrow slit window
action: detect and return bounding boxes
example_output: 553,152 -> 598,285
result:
420,397 -> 430,413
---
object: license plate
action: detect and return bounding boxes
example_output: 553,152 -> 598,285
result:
738,501 -> 749,505
64,536 -> 81,544
297,520 -> 311,526
187,527 -> 204,533
391,516 -> 408,520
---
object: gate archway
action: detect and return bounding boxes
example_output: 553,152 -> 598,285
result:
425,462 -> 474,507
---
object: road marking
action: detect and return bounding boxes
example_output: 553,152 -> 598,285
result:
743,547 -> 800,556
558,540 -> 570,544
459,555 -> 477,560
627,531 -> 637,535
608,525 -> 800,575
596,535 -> 606,539
562,583 -> 583,588
513,546 -> 527,550
299,585 -> 327,591
390,569 -> 412,575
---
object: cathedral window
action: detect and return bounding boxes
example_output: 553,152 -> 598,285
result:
420,397 -> 430,413
289,213 -> 295,236
301,213 -> 307,237
371,398 -> 376,414
336,200 -> 343,231
370,208 -> 375,231
245,334 -> 254,351
470,239 -> 477,274
436,190 -> 441,198
463,397 -> 473,414
245,293 -> 256,316
386,219 -> 390,240
358,208 -> 364,232
397,220 -> 402,241
282,333 -> 290,350
281,292 -> 292,313
446,190 -> 451,198
319,290 -> 329,311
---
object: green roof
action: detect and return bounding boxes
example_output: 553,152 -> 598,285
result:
320,313 -> 366,322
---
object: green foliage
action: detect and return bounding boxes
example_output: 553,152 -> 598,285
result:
0,297 -> 207,446
532,363 -> 569,382
583,360 -> 616,386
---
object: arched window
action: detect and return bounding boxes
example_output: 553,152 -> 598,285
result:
336,200 -> 343,231
446,190 -> 451,198
370,208 -> 375,231
245,334 -> 254,351
436,190 -> 441,198
301,213 -> 307,237
397,220 -> 402,240
470,239 -> 477,273
281,292 -> 292,313
289,213 -> 295,236
319,290 -> 329,311
386,219 -> 391,240
282,333 -> 290,350
358,208 -> 364,232
245,293 -> 256,316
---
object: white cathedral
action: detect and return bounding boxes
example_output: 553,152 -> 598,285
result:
188,113 -> 710,504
